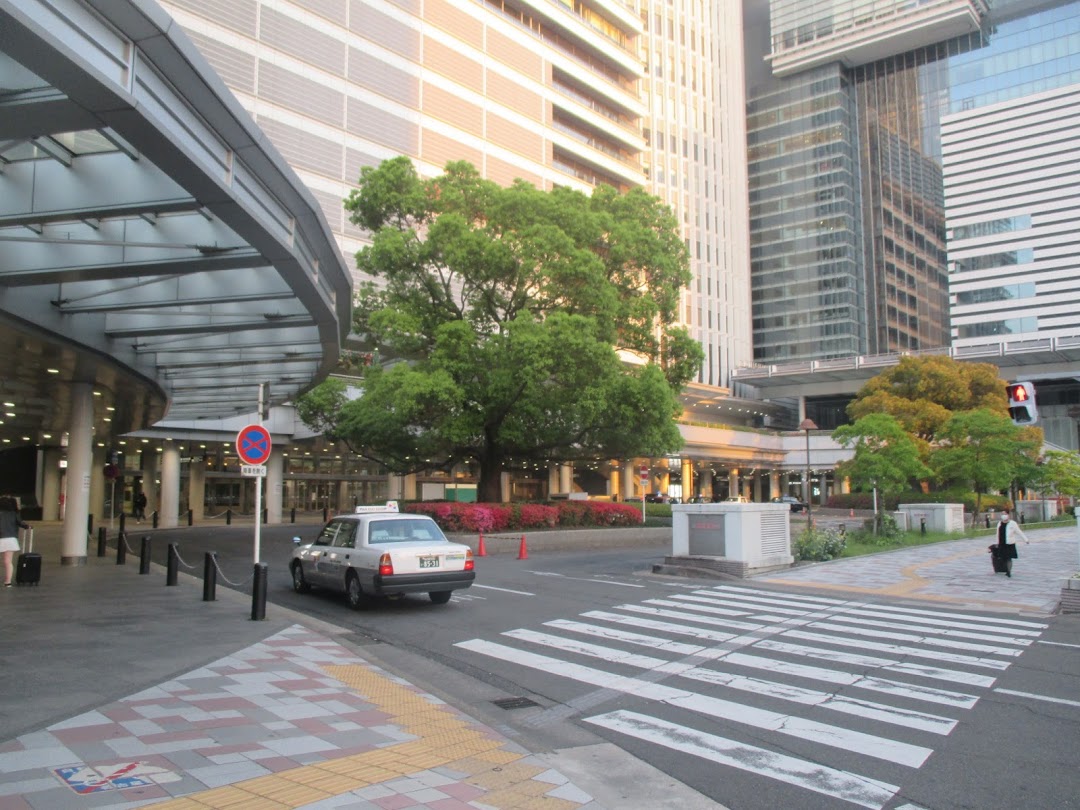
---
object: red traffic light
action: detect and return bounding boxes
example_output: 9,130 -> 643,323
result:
1007,384 -> 1029,402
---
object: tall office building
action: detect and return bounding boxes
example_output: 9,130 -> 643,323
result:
159,0 -> 753,389
746,0 -> 1080,365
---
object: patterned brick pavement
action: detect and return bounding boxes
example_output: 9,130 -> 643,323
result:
0,625 -> 599,810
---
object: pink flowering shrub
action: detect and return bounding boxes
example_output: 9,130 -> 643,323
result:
513,503 -> 560,529
405,502 -> 510,533
407,500 -> 640,532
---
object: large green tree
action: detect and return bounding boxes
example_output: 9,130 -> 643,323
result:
1032,449 -> 1080,501
930,409 -> 1039,516
832,413 -> 931,530
847,355 -> 1006,444
301,158 -> 701,502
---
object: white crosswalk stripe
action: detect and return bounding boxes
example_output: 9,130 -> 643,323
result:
454,585 -> 1047,809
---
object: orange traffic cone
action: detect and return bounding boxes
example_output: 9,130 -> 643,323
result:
517,534 -> 528,560
477,532 -> 487,557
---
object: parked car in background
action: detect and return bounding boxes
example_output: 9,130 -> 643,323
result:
290,502 -> 475,608
771,495 -> 807,513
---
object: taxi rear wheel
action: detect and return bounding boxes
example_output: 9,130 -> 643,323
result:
346,572 -> 367,610
291,563 -> 311,594
429,591 -> 452,604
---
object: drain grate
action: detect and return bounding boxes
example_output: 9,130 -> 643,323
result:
492,696 -> 539,710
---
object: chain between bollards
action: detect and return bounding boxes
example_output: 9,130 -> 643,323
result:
251,562 -> 268,620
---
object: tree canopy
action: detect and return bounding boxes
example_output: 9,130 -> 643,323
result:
846,355 -> 1006,443
832,413 -> 931,523
300,158 -> 701,501
930,408 -> 1039,516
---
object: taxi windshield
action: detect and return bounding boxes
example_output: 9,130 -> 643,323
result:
368,518 -> 447,544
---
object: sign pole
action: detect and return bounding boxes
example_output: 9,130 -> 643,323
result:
254,384 -> 264,565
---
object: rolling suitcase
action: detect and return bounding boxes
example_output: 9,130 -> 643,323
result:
15,527 -> 40,586
988,544 -> 1009,573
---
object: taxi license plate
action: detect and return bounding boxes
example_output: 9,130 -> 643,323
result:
419,556 -> 439,569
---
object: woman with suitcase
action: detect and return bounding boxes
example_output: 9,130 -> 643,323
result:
0,495 -> 30,587
995,509 -> 1030,578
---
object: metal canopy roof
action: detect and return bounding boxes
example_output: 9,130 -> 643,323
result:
0,0 -> 352,446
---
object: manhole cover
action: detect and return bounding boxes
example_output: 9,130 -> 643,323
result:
492,696 -> 539,710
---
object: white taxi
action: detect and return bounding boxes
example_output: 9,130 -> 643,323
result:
290,502 -> 475,608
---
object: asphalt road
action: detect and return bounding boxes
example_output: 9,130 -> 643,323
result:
146,524 -> 1080,810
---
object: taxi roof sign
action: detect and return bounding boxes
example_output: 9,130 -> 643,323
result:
354,501 -> 399,514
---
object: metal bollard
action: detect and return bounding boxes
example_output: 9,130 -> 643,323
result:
251,562 -> 268,620
119,512 -> 126,533
920,517 -> 926,536
152,510 -> 159,529
290,507 -> 296,523
985,515 -> 991,528
1020,513 -> 1026,524
322,506 -> 328,522
139,536 -> 152,575
87,513 -> 94,535
187,509 -> 193,526
97,526 -> 107,557
203,552 -> 217,601
116,531 -> 126,565
226,508 -> 232,526
262,508 -> 267,524
166,543 -> 179,586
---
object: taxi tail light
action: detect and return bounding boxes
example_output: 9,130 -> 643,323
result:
464,548 -> 475,571
378,553 -> 394,576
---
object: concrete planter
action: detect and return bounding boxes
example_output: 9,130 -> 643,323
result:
1060,577 -> 1080,613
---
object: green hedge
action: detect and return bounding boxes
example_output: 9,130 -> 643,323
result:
825,490 -> 1012,513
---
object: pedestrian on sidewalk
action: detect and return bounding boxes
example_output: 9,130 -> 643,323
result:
996,508 -> 1030,578
133,491 -> 147,523
0,495 -> 30,587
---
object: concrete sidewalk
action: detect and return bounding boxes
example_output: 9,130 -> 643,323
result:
756,520 -> 1080,615
0,523 -> 717,810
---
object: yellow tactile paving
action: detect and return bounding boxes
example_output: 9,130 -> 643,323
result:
144,658 -> 578,810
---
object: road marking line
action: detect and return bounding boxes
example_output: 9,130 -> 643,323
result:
754,638 -> 997,688
995,688 -> 1080,708
581,610 -> 738,643
1037,640 -> 1080,648
472,584 -> 535,596
503,629 -> 957,734
783,629 -> 1011,670
455,638 -> 934,767
819,613 -> 1035,645
586,710 -> 899,810
809,621 -> 1023,656
543,619 -> 704,655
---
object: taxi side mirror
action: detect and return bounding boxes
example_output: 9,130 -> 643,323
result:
292,537 -> 302,545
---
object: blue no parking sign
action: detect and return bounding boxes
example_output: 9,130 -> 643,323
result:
236,424 -> 272,465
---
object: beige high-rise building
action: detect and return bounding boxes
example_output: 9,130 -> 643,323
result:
160,0 -> 753,388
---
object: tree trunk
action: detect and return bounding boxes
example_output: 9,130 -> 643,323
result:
476,453 -> 505,503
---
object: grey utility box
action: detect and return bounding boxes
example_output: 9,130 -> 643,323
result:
1014,499 -> 1059,523
670,502 -> 792,577
898,503 -> 965,533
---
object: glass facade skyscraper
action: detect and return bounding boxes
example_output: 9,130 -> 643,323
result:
747,0 -> 1080,363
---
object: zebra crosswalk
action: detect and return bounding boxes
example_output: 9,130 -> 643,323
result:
454,584 -> 1047,809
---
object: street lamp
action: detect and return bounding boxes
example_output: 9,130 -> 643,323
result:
798,418 -> 818,528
